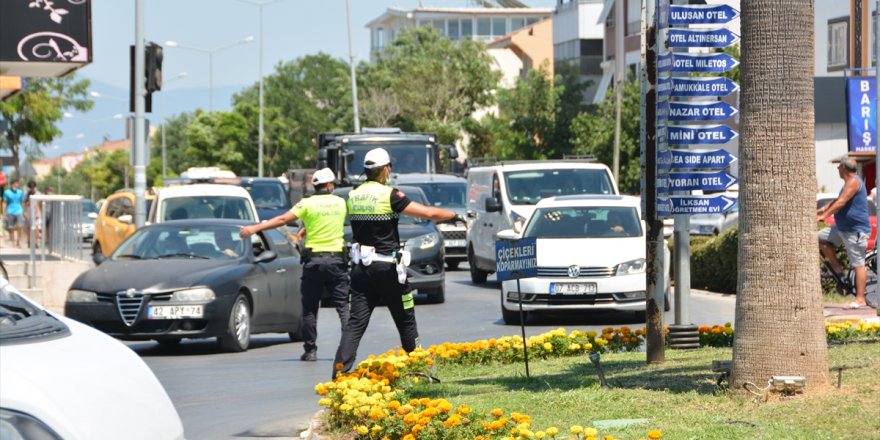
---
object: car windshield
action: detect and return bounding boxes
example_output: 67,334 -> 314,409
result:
82,200 -> 98,215
504,169 -> 615,205
112,224 -> 247,260
161,196 -> 255,222
347,144 -> 431,176
0,279 -> 69,342
406,182 -> 466,208
333,187 -> 428,225
524,206 -> 642,238
242,181 -> 290,210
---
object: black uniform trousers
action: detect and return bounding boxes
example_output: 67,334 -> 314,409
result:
300,254 -> 350,353
333,261 -> 419,377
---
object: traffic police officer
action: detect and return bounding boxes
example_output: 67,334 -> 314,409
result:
332,148 -> 462,378
240,168 -> 349,361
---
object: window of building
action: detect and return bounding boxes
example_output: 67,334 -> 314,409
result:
461,18 -> 473,37
527,17 -> 539,26
449,19 -> 460,40
477,17 -> 491,37
511,17 -> 525,32
828,17 -> 848,71
432,19 -> 445,34
626,0 -> 640,35
492,17 -> 506,36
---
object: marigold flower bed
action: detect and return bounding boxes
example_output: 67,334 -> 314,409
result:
315,321 -> 880,439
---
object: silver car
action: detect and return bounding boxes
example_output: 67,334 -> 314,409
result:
689,203 -> 738,235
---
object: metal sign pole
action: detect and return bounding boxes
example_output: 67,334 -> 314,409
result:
875,0 -> 879,301
515,275 -> 530,378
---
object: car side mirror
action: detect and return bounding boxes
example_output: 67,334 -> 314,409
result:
118,214 -> 133,224
254,250 -> 277,263
485,197 -> 502,213
93,252 -> 106,266
445,145 -> 459,159
496,229 -> 521,241
88,212 -> 98,219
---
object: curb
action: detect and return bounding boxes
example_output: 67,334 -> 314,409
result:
299,410 -> 326,440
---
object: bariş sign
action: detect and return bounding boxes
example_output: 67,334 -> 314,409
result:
670,195 -> 737,215
670,149 -> 737,170
669,101 -> 738,122
495,237 -> 537,282
845,77 -> 877,153
668,124 -> 738,145
671,77 -> 739,97
669,4 -> 739,25
668,28 -> 739,48
672,53 -> 739,73
668,171 -> 737,191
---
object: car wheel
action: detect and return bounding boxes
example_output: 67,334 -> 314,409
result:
446,260 -> 460,270
501,292 -> 525,325
218,294 -> 251,352
468,247 -> 488,284
421,285 -> 445,304
93,241 -> 103,257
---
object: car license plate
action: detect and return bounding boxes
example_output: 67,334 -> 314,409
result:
445,239 -> 466,248
550,283 -> 597,295
148,305 -> 204,319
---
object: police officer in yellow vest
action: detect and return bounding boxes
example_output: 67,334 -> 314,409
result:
240,168 -> 349,362
332,148 -> 463,378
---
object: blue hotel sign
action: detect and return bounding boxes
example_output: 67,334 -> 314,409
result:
846,77 -> 877,153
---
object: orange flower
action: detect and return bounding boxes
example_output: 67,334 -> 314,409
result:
647,429 -> 662,439
491,408 -> 504,418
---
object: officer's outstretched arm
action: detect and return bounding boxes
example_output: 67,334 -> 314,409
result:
239,211 -> 298,238
402,202 -> 457,222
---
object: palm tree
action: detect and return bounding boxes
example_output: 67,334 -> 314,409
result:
732,0 -> 828,392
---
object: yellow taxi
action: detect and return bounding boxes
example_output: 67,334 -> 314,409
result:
93,191 -> 155,257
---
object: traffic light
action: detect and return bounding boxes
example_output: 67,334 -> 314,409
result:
130,42 -> 162,113
146,42 -> 163,93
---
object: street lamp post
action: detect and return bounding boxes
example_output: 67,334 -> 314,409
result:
165,36 -> 254,111
159,72 -> 189,181
235,0 -> 289,177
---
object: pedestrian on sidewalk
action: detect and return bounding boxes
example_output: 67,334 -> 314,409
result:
332,148 -> 463,379
818,158 -> 872,309
2,180 -> 25,248
240,168 -> 349,362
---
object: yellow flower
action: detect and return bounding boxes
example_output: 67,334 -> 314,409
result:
546,427 -> 559,436
317,398 -> 331,407
584,427 -> 598,436
544,342 -> 553,351
355,425 -> 369,435
571,425 -> 584,434
647,429 -> 662,439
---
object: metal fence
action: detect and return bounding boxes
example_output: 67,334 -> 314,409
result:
25,195 -> 86,287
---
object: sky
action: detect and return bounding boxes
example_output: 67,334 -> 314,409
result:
53,0 -> 556,155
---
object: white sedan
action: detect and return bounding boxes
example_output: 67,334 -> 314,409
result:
0,278 -> 184,440
499,195 -> 668,324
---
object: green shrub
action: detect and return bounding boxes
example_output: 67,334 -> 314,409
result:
690,226 -> 738,293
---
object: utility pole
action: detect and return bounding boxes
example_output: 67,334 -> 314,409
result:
613,0 -> 625,181
133,0 -> 146,227
346,0 -> 360,133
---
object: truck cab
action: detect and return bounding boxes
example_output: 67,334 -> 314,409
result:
316,128 -> 458,186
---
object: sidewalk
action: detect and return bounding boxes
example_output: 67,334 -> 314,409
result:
0,241 -> 91,314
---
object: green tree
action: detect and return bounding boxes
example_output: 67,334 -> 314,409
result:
233,53 -> 353,175
360,26 -> 500,144
569,78 -> 641,194
0,75 -> 93,177
183,110 -> 250,173
149,112 -> 195,181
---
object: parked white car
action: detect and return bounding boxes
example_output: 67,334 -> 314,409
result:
689,203 -> 739,235
0,278 -> 184,440
498,195 -> 668,324
148,183 -> 259,223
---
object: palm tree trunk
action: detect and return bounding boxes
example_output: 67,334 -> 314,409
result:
733,0 -> 829,392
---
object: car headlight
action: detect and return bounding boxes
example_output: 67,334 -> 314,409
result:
616,258 -> 646,276
0,409 -> 63,440
67,289 -> 97,303
405,233 -> 440,251
171,288 -> 215,302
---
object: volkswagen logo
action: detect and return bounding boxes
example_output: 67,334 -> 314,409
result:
567,265 -> 581,278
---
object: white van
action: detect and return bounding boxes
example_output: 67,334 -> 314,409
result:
465,161 -> 618,284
